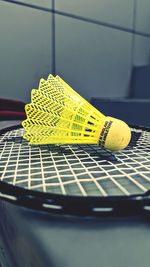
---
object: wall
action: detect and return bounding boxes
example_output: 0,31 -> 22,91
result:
0,0 -> 53,102
0,0 -> 150,101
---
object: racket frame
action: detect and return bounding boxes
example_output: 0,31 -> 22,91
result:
0,124 -> 150,217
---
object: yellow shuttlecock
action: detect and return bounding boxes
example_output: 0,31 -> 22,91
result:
22,74 -> 131,151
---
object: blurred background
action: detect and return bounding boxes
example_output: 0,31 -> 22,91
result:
0,2 -> 150,267
0,0 -> 150,125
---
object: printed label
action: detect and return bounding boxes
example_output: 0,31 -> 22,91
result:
99,120 -> 113,147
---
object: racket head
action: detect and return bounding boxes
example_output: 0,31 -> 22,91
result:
0,124 -> 150,217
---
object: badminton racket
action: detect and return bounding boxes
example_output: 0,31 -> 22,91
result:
0,124 -> 150,217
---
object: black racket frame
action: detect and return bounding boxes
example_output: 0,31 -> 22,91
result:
0,124 -> 150,217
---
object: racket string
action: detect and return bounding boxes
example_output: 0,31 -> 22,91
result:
65,145 -> 107,196
0,127 -> 150,196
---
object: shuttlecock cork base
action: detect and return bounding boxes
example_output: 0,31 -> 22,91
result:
22,74 -> 131,151
98,117 -> 131,151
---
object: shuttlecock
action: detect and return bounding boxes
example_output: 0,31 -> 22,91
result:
22,74 -> 131,151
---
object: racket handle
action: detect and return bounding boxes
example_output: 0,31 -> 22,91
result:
0,110 -> 26,120
0,98 -> 26,111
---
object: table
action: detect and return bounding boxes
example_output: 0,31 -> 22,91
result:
0,121 -> 150,267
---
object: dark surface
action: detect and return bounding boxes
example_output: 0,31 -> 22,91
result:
130,66 -> 150,98
0,121 -> 150,267
91,98 -> 150,127
91,65 -> 150,127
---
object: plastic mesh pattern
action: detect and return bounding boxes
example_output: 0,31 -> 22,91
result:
22,75 -> 105,145
0,127 -> 150,196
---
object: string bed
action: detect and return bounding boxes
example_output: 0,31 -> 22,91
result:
0,127 -> 150,197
